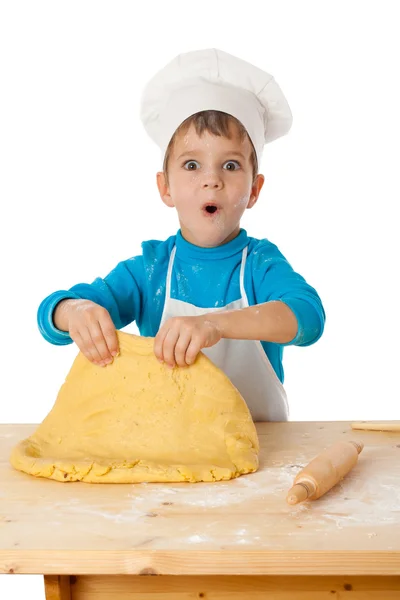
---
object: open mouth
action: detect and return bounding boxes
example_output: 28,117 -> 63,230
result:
203,203 -> 219,214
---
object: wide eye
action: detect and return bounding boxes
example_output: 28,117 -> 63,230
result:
183,160 -> 200,170
223,160 -> 241,171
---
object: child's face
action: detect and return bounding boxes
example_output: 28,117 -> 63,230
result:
157,122 -> 264,247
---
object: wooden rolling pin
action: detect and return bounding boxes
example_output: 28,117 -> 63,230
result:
286,440 -> 364,505
351,422 -> 400,432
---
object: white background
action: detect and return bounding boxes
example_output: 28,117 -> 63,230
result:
1,1 -> 399,597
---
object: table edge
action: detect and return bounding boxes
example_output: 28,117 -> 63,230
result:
1,550 -> 400,576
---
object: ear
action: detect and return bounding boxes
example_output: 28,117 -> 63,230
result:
156,172 -> 174,208
247,174 -> 265,209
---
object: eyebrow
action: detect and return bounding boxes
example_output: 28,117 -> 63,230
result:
177,150 -> 247,161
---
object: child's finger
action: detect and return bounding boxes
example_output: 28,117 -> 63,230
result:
100,319 -> 119,358
185,337 -> 201,365
73,328 -> 103,365
88,322 -> 114,364
154,325 -> 168,362
162,328 -> 180,367
174,331 -> 192,367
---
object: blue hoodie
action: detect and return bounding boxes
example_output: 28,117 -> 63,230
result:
37,229 -> 325,383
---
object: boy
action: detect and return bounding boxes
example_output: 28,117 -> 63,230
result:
37,49 -> 325,422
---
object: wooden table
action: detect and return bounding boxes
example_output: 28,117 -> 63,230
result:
1,421 -> 400,599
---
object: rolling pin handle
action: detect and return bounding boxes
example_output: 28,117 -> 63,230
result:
286,481 -> 311,505
349,440 -> 364,454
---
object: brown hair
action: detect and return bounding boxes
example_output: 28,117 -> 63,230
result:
162,110 -> 258,184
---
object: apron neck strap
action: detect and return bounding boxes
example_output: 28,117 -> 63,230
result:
165,245 -> 177,301
239,246 -> 249,304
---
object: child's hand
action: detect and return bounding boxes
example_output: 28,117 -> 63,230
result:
54,299 -> 119,367
154,316 -> 222,368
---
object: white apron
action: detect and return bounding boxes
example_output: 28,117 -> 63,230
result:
160,246 -> 289,422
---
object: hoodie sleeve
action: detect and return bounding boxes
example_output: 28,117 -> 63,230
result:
37,256 -> 145,345
251,240 -> 326,347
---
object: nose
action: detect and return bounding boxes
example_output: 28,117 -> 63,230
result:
201,173 -> 223,190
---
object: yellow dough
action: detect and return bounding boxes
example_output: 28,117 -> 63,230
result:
10,331 -> 259,483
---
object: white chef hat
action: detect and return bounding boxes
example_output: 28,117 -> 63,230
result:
140,48 -> 293,167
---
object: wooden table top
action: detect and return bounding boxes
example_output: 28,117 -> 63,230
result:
1,421 -> 399,576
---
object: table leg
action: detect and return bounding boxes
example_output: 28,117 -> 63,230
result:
44,574 -> 400,599
44,575 -> 71,600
